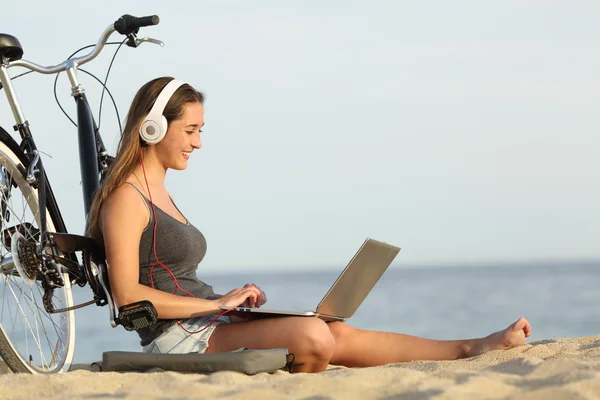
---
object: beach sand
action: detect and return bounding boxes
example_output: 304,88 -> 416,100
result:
1,336 -> 600,399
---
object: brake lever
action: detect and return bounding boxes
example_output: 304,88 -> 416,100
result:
125,33 -> 164,48
135,37 -> 164,47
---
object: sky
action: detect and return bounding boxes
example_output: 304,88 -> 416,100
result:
0,1 -> 598,272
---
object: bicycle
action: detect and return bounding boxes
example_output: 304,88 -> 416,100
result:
0,14 -> 164,374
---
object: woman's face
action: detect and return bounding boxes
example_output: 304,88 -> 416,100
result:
155,101 -> 204,170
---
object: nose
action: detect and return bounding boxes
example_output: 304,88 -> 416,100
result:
191,132 -> 202,149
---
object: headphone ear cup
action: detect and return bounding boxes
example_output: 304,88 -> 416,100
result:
139,119 -> 163,144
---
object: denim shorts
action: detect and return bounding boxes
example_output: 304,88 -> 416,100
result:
142,315 -> 231,354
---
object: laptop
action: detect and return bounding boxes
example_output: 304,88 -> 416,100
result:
219,238 -> 401,322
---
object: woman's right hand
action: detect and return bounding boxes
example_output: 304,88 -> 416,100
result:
216,286 -> 262,308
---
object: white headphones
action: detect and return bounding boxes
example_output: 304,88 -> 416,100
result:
139,79 -> 186,145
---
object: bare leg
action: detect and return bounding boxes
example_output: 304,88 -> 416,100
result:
207,316 -> 336,373
327,317 -> 532,367
207,316 -> 531,372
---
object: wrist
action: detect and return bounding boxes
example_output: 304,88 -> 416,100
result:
212,297 -> 224,309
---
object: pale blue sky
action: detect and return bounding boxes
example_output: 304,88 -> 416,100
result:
1,1 -> 598,271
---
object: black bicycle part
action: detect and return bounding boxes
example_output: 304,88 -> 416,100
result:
48,231 -> 110,307
75,93 -> 101,218
114,14 -> 160,35
0,34 -> 23,62
117,300 -> 158,331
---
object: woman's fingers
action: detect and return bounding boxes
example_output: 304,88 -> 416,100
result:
241,287 -> 259,307
242,284 -> 263,307
222,287 -> 260,308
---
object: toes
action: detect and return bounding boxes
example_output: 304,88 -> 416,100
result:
511,317 -> 530,331
511,317 -> 532,339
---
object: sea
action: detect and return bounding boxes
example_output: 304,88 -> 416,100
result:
71,261 -> 600,364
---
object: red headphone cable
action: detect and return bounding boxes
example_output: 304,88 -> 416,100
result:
138,148 -> 231,334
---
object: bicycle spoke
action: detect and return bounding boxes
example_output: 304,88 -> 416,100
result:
34,283 -> 67,339
31,285 -> 47,368
6,279 -> 50,367
9,279 -> 25,337
4,280 -> 47,363
33,287 -> 61,370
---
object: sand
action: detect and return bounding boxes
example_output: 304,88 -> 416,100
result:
1,336 -> 600,399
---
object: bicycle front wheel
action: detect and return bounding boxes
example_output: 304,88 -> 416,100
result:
0,139 -> 75,374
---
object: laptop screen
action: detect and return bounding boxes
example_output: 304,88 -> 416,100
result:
316,238 -> 400,319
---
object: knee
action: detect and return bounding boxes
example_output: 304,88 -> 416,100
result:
299,319 -> 336,362
327,321 -> 356,341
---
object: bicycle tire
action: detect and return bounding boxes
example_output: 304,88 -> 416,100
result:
0,132 -> 75,374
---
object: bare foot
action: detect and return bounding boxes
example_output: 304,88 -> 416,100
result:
469,317 -> 532,357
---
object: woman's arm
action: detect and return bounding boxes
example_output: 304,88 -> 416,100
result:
101,184 -> 221,319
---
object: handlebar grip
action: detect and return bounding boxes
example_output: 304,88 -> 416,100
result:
134,15 -> 160,28
114,14 -> 160,35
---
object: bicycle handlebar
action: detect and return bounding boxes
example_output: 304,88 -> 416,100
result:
6,14 -> 160,74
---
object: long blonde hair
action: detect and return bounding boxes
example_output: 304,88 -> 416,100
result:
87,77 -> 204,243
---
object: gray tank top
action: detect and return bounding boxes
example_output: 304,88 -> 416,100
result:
124,183 -> 215,345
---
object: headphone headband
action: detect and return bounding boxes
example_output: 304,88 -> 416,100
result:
147,79 -> 186,122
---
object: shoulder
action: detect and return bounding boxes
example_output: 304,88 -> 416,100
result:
100,182 -> 149,234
